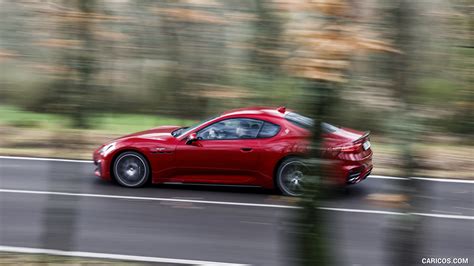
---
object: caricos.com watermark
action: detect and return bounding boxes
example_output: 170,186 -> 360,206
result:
422,257 -> 469,264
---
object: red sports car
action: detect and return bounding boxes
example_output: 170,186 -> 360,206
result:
93,107 -> 372,196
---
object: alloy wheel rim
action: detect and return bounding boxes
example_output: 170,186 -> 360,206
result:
280,161 -> 306,196
115,155 -> 146,185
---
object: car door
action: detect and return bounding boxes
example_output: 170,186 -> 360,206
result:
173,118 -> 263,184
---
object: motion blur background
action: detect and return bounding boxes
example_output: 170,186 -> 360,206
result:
0,0 -> 472,265
0,0 -> 472,178
0,0 -> 471,175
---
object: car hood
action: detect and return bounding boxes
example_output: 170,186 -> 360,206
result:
116,126 -> 181,141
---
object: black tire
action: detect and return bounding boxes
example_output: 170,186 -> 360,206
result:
276,157 -> 307,196
113,151 -> 150,188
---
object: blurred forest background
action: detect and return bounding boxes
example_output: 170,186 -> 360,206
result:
0,0 -> 472,178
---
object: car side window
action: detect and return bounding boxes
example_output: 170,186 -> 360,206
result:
197,118 -> 263,140
258,122 -> 280,138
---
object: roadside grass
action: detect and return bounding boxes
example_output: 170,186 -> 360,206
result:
0,252 -> 159,265
0,105 -> 68,129
0,104 -> 197,134
90,114 -> 196,134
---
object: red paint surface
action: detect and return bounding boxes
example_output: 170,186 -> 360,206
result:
93,107 -> 373,188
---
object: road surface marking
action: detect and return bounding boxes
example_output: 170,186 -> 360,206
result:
0,188 -> 298,209
430,209 -> 462,215
369,175 -> 474,184
368,175 -> 406,180
1,188 -> 473,220
1,156 -> 473,183
412,212 -> 474,220
318,207 -> 474,220
455,207 -> 474,211
0,245 -> 248,266
0,156 -> 91,163
240,221 -> 272,225
318,207 -> 404,216
410,176 -> 474,184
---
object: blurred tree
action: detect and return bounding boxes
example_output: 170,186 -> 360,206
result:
0,0 -> 471,135
251,0 -> 284,75
277,1 -> 397,265
447,0 -> 473,136
73,0 -> 98,128
155,0 -> 227,118
40,0 -> 99,256
385,1 -> 421,265
0,49 -> 18,103
33,0 -> 103,128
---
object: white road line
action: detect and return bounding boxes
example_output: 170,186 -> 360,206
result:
430,209 -> 462,215
0,245 -> 248,266
318,207 -> 404,216
455,207 -> 474,211
0,156 -> 91,163
0,188 -> 298,209
1,155 -> 473,184
412,212 -> 474,220
368,175 -> 406,180
319,207 -> 474,220
368,175 -> 474,184
1,188 -> 473,221
411,176 -> 474,184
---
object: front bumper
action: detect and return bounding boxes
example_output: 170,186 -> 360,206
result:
93,158 -> 102,177
92,151 -> 112,180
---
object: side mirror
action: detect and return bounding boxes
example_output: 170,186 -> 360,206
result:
186,133 -> 199,145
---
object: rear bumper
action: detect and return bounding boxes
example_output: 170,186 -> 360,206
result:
329,152 -> 373,185
346,163 -> 372,184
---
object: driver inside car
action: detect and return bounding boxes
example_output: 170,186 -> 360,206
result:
236,120 -> 252,138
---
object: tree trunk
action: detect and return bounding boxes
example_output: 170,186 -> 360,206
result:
386,1 -> 421,265
294,80 -> 334,266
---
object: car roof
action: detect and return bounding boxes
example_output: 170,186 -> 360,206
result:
221,106 -> 287,119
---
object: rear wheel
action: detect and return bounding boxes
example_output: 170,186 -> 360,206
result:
276,157 -> 307,196
113,151 -> 149,187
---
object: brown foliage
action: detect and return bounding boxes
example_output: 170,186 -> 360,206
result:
0,49 -> 19,61
280,1 -> 398,82
154,7 -> 226,25
35,39 -> 82,49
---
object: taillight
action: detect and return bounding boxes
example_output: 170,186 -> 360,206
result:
334,143 -> 362,153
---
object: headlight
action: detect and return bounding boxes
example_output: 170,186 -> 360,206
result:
99,142 -> 116,155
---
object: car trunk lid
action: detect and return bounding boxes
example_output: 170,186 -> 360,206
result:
324,126 -> 371,155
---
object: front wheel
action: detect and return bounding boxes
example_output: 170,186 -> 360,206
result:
113,151 -> 150,187
276,157 -> 307,196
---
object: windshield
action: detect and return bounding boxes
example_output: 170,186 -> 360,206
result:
171,116 -> 218,137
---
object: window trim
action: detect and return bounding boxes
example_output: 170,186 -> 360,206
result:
196,117 -> 279,141
256,121 -> 281,139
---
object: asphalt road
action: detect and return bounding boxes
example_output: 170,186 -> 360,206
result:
0,157 -> 473,265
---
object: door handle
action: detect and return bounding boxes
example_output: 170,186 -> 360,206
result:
240,147 -> 253,152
